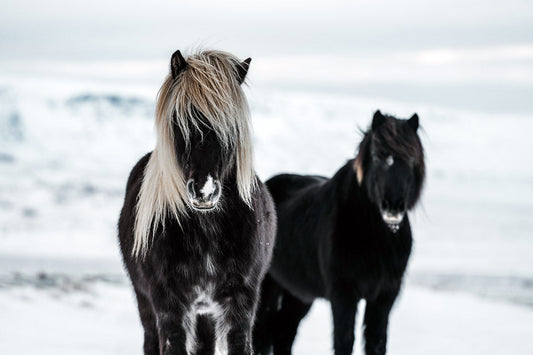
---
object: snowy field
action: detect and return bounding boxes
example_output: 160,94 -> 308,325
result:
0,66 -> 532,355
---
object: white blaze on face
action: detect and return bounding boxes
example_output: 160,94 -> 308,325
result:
200,175 -> 216,198
386,155 -> 394,167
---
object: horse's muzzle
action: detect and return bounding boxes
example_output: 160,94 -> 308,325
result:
186,177 -> 222,211
381,210 -> 405,233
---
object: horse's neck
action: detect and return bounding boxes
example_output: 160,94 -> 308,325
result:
330,160 -> 378,219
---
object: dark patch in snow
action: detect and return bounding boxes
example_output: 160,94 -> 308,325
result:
0,272 -> 126,293
0,200 -> 14,209
0,152 -> 15,163
2,271 -> 532,309
0,88 -> 24,141
0,112 -> 24,142
54,182 -> 122,203
21,207 -> 37,218
82,184 -> 97,195
65,93 -> 154,118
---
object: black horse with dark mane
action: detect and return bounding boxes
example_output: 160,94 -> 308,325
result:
118,50 -> 276,355
254,111 -> 425,355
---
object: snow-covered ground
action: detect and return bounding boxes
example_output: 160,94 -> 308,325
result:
1,67 -> 532,354
2,275 -> 532,355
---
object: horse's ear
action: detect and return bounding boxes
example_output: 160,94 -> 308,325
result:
372,110 -> 385,131
171,50 -> 187,79
236,58 -> 252,84
408,113 -> 419,131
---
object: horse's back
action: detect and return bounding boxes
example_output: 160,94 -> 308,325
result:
266,173 -> 326,205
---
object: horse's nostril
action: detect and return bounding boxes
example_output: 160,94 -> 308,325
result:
186,179 -> 196,198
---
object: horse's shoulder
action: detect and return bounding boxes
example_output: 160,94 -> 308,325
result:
125,152 -> 152,192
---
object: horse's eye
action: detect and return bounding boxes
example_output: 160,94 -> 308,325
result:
386,155 -> 394,167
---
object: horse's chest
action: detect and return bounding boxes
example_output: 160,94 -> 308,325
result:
167,249 -> 221,283
335,234 -> 409,297
186,283 -> 223,316
156,232 -> 246,285
146,219 -> 256,295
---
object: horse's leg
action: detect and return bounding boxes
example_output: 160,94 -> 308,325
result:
253,274 -> 283,355
195,314 -> 216,355
330,288 -> 359,355
363,290 -> 399,355
222,286 -> 258,355
156,310 -> 189,355
272,290 -> 312,355
150,301 -> 189,355
133,287 -> 160,355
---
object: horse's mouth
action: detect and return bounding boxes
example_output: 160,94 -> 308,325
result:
382,211 -> 405,233
189,199 -> 218,211
188,193 -> 222,212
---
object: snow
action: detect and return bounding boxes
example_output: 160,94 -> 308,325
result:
1,278 -> 532,355
0,280 -> 141,355
0,60 -> 532,353
295,285 -> 533,355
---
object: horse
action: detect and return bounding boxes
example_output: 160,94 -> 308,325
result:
118,49 -> 276,355
253,111 -> 425,355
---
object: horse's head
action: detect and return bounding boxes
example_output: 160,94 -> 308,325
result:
168,50 -> 252,212
355,110 -> 425,232
133,49 -> 255,257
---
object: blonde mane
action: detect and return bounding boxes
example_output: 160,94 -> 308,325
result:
133,50 -> 256,258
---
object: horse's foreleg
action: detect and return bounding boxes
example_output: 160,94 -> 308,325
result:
363,290 -> 399,355
330,290 -> 359,355
222,287 -> 258,355
153,308 -> 189,355
253,274 -> 283,355
272,290 -> 312,355
133,287 -> 160,355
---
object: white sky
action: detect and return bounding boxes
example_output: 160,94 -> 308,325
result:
1,0 -> 532,112
1,0 -> 532,60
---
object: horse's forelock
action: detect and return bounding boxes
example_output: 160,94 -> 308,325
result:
372,118 -> 423,164
354,116 -> 425,188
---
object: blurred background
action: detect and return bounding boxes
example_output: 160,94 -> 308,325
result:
1,1 -> 532,354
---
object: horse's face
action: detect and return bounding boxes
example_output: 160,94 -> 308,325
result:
361,111 -> 424,232
168,50 -> 252,212
174,119 -> 231,212
366,151 -> 415,232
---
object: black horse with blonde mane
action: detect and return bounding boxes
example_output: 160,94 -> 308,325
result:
118,50 -> 276,355
253,111 -> 425,355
